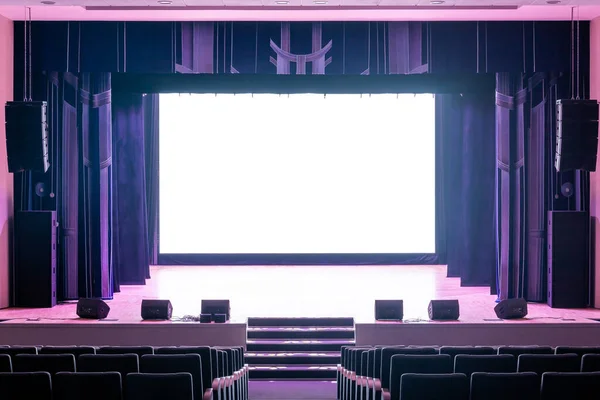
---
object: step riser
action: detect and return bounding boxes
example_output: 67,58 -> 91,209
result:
248,331 -> 355,340
248,343 -> 348,352
249,370 -> 338,380
246,356 -> 340,365
247,317 -> 354,327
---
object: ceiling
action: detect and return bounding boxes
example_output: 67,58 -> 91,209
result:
1,0 -> 600,21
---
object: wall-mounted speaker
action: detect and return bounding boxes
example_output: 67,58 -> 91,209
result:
375,300 -> 404,321
5,101 -> 50,173
494,298 -> 528,319
201,300 -> 230,321
555,99 -> 599,172
76,298 -> 110,319
141,299 -> 173,320
428,300 -> 460,320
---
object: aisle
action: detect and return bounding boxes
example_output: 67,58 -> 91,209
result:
249,381 -> 336,400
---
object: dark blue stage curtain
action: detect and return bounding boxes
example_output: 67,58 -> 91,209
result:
112,93 -> 155,287
437,94 -> 496,287
11,20 -> 588,300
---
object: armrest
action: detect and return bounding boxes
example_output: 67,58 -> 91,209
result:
382,388 -> 391,400
374,378 -> 382,391
212,378 -> 222,392
203,388 -> 213,400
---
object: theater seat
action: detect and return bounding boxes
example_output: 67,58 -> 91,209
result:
13,354 -> 76,375
141,354 -> 206,400
541,372 -> 600,400
0,354 -> 12,372
400,373 -> 469,400
454,354 -> 516,377
54,372 -> 122,400
126,373 -> 194,400
78,354 -> 140,377
470,372 -> 540,400
581,354 -> 600,372
0,372 -> 52,400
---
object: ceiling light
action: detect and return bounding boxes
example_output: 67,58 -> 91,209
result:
275,0 -> 289,3
157,0 -> 172,4
546,0 -> 560,3
430,1 -> 445,4
314,0 -> 328,4
40,0 -> 55,4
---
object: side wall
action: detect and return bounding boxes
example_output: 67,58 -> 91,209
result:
591,17 -> 600,307
0,15 -> 13,309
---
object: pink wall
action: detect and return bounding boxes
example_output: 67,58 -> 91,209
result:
591,17 -> 600,308
0,15 -> 13,309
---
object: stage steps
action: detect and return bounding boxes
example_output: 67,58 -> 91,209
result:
246,317 -> 355,380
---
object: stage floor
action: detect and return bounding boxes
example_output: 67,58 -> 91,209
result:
0,264 -> 599,324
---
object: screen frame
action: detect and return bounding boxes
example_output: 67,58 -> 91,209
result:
112,73 -> 495,265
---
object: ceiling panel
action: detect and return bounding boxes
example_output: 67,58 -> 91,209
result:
222,0 -> 262,5
261,0 -> 302,6
340,0 -> 380,5
182,0 -> 224,5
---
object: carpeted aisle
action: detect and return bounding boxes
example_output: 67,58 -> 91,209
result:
249,381 -> 337,400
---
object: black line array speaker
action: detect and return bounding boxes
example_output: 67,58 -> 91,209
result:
555,99 -> 599,172
77,298 -> 110,319
375,300 -> 404,321
547,211 -> 589,308
428,300 -> 460,320
141,299 -> 173,320
14,211 -> 57,308
494,298 -> 528,319
5,101 -> 50,173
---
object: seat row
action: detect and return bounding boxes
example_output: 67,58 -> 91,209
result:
0,345 -> 248,400
338,345 -> 600,400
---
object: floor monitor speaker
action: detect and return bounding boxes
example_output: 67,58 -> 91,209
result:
77,298 -> 110,319
141,299 -> 173,320
5,101 -> 50,173
428,300 -> 459,320
201,300 -> 230,321
494,298 -> 528,319
375,300 -> 404,321
548,211 -> 589,308
555,99 -> 599,172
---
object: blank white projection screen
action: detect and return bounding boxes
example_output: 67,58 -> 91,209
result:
159,93 -> 436,254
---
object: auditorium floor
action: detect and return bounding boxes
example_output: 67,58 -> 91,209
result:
0,265 -> 599,324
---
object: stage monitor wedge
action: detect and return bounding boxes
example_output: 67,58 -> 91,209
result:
428,300 -> 459,320
77,298 -> 110,319
141,299 -> 173,320
555,99 -> 599,172
375,300 -> 404,321
201,300 -> 230,321
494,298 -> 528,319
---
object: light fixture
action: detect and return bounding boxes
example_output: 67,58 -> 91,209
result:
275,0 -> 289,3
40,0 -> 55,4
546,0 -> 560,3
157,0 -> 172,4
314,0 -> 328,4
430,0 -> 445,4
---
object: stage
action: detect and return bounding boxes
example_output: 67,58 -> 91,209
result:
0,265 -> 599,347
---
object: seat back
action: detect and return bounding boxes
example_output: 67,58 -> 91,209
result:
380,347 -> 437,389
78,354 -> 140,377
400,373 -> 469,400
541,372 -> 600,400
0,354 -> 12,372
454,354 -> 516,377
13,354 -> 76,375
126,372 -> 193,400
470,372 -> 540,400
0,346 -> 38,357
498,346 -> 554,357
517,354 -> 580,375
155,346 -> 212,394
39,346 -> 96,357
140,354 -> 203,400
439,346 -> 496,362
54,372 -> 122,400
582,354 -> 600,372
0,371 -> 52,400
389,354 -> 453,400
97,346 -> 154,357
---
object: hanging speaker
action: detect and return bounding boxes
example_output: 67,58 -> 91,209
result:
555,99 -> 599,172
561,182 -> 574,198
494,298 -> 528,319
5,101 -> 50,173
76,298 -> 110,319
35,182 -> 47,197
